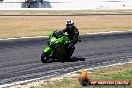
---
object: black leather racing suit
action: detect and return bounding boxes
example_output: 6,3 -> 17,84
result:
61,26 -> 79,48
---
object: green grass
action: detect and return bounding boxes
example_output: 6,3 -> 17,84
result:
11,63 -> 132,88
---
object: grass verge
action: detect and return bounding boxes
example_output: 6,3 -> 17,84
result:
1,10 -> 132,15
9,63 -> 132,88
0,15 -> 132,39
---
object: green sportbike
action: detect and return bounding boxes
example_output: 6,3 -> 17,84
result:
41,31 -> 81,63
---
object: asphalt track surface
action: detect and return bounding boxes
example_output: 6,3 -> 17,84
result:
0,32 -> 132,86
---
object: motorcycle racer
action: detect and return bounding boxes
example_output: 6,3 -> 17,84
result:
61,20 -> 79,49
53,20 -> 79,49
41,20 -> 80,62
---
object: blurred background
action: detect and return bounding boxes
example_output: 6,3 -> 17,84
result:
0,0 -> 132,9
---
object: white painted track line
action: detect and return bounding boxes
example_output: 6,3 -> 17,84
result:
0,30 -> 132,41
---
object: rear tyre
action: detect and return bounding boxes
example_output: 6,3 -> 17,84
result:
68,46 -> 75,57
41,52 -> 49,63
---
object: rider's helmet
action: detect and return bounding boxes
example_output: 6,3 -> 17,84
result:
66,20 -> 74,30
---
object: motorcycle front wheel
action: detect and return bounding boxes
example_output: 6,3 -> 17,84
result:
41,52 -> 50,63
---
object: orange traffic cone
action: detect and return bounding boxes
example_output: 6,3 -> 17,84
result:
82,67 -> 88,78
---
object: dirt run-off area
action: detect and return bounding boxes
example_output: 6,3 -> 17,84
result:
0,15 -> 132,38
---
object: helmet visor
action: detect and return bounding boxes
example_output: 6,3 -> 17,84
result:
66,24 -> 73,29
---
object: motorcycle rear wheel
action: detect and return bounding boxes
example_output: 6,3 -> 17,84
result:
67,46 -> 75,57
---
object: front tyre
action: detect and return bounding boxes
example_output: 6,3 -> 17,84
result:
41,52 -> 49,63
